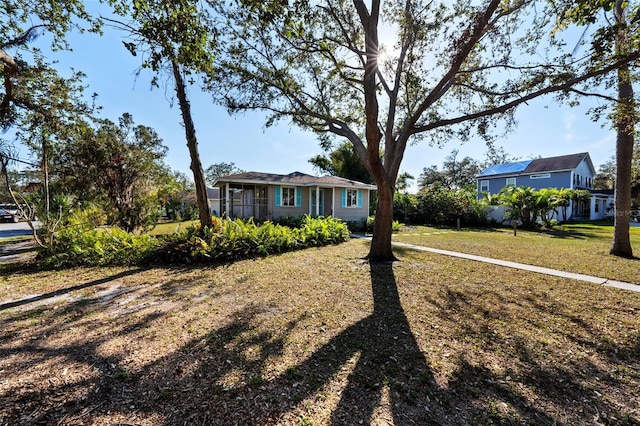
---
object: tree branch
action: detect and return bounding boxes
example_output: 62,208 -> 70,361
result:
413,51 -> 640,133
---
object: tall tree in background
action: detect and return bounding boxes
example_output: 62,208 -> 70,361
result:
557,0 -> 638,258
214,1 -> 640,261
57,113 -> 168,232
309,142 -> 373,184
205,162 -> 244,185
610,0 -> 635,257
418,150 -> 481,191
594,157 -> 616,190
107,0 -> 217,228
14,58 -> 96,222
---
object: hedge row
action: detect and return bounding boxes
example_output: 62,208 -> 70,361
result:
38,215 -> 350,268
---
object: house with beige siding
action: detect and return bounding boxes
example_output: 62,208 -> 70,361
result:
213,171 -> 376,222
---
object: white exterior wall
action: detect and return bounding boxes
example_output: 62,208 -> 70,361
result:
573,158 -> 595,189
209,199 -> 221,217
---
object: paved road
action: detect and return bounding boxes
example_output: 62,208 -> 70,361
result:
0,221 -> 39,239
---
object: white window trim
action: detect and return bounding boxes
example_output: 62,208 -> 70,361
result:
281,186 -> 296,207
480,180 -> 489,192
530,173 -> 551,179
345,189 -> 358,208
506,177 -> 516,186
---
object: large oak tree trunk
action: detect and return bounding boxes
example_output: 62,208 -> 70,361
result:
368,180 -> 396,262
355,0 -> 397,262
610,1 -> 634,258
172,60 -> 212,228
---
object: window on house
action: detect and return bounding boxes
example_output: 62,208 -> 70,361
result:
346,189 -> 358,208
506,177 -> 516,186
595,200 -> 599,212
282,187 -> 296,207
480,180 -> 489,192
530,174 -> 551,179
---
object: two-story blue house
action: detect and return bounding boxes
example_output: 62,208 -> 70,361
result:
477,152 -> 613,221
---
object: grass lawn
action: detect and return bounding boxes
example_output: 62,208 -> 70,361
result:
0,237 -> 638,425
147,220 -> 199,236
393,221 -> 640,284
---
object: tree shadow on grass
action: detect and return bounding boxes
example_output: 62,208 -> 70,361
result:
3,259 -> 636,425
124,262 -> 561,425
0,268 -> 144,311
117,261 -> 449,424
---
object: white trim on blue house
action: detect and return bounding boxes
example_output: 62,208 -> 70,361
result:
476,152 -> 612,222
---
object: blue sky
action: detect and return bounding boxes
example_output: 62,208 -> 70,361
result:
14,6 -> 617,192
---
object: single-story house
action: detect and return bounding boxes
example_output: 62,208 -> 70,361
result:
477,152 -> 614,221
213,171 -> 376,222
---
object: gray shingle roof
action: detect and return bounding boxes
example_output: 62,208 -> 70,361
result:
524,152 -> 589,173
215,171 -> 377,190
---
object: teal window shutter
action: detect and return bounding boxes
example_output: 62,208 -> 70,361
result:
341,189 -> 346,208
275,186 -> 281,207
357,190 -> 363,208
295,187 -> 302,207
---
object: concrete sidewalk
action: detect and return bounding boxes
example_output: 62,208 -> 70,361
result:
354,235 -> 640,293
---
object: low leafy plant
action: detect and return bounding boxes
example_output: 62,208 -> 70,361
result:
39,226 -> 159,268
39,215 -> 350,267
361,216 -> 401,233
156,215 -> 350,264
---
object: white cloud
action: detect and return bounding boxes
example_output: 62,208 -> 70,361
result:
563,112 -> 578,142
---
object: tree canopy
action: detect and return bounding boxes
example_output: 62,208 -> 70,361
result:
309,142 -> 373,184
57,113 -> 168,232
106,0 -> 219,227
418,150 -> 482,191
205,161 -> 244,185
212,0 -> 640,260
1,1 -> 97,129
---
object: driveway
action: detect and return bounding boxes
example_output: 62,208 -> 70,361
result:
0,221 -> 39,239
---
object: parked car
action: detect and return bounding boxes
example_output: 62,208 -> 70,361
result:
0,203 -> 21,223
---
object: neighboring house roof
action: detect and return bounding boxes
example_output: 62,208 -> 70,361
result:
478,160 -> 532,177
214,171 -> 377,190
478,152 -> 594,178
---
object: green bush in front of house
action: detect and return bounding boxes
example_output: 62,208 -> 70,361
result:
39,226 -> 160,269
156,215 -> 349,263
39,215 -> 350,267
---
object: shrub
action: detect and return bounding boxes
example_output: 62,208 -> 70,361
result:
39,226 -> 159,268
39,215 -> 350,267
411,186 -> 489,227
156,215 -> 350,263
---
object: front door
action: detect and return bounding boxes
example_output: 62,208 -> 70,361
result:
310,189 -> 324,216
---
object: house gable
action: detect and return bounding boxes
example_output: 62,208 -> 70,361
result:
522,152 -> 591,174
